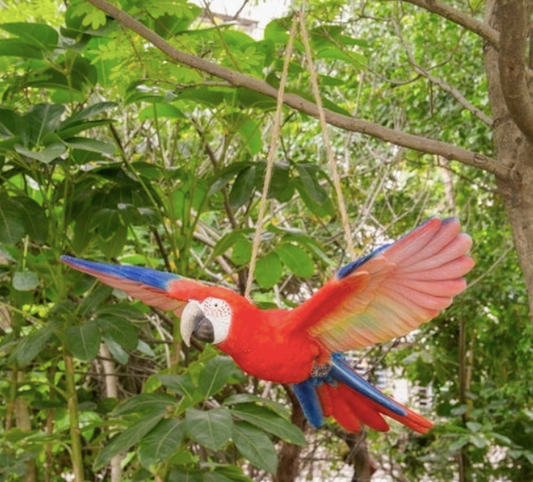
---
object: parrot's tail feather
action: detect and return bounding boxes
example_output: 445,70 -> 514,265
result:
317,382 -> 433,433
292,379 -> 323,428
293,355 -> 433,434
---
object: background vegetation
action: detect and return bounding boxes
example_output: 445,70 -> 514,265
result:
1,1 -> 532,481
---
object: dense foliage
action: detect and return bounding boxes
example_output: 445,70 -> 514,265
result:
0,1 -> 532,481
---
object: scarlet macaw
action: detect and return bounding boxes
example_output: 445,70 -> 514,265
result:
61,218 -> 473,434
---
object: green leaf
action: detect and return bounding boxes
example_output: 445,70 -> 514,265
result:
97,316 -> 138,350
224,393 -> 291,420
254,252 -> 282,289
11,322 -> 57,366
212,229 -> 254,257
65,321 -> 101,361
230,403 -> 306,445
275,243 -> 315,278
23,104 -> 65,144
12,271 -> 39,291
185,407 -> 233,450
0,23 -> 58,52
113,393 -> 177,417
103,336 -> 129,364
0,194 -> 25,244
0,39 -> 43,59
229,166 -> 257,209
157,373 -> 198,400
98,224 -> 127,258
232,421 -> 278,473
138,418 -> 186,468
231,237 -> 252,266
61,101 -> 117,127
295,164 -> 328,204
239,119 -> 262,155
64,137 -> 116,154
93,412 -> 165,470
12,196 -> 49,243
198,356 -> 241,399
139,103 -> 185,121
15,143 -> 67,164
316,47 -> 366,68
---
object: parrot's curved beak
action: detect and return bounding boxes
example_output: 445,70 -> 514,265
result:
180,301 -> 214,346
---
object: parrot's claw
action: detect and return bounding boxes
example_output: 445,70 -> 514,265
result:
311,361 -> 333,378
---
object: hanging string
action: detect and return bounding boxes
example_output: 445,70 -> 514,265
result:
298,12 -> 356,259
244,17 -> 298,299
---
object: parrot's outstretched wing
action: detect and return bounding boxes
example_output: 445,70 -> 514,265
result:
290,218 -> 474,352
61,256 -> 212,315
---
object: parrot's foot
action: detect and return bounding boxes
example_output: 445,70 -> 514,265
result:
311,361 -> 332,378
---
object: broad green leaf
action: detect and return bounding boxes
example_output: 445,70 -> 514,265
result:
0,23 -> 58,52
185,407 -> 233,450
97,316 -> 138,350
168,468 -> 204,482
157,373 -> 198,400
98,223 -> 127,258
0,39 -> 43,59
316,47 -> 366,68
23,104 -> 65,144
65,321 -> 101,361
230,403 -> 306,445
93,412 -> 165,470
113,393 -> 177,417
224,393 -> 291,420
231,237 -> 252,266
64,137 -> 115,154
12,271 -> 39,291
197,356 -> 241,398
295,181 -> 334,218
79,285 -> 113,316
232,421 -> 278,473
12,196 -> 49,243
229,166 -> 257,209
92,209 -> 122,241
11,322 -> 57,366
139,103 -> 185,121
254,252 -> 282,289
238,119 -> 262,155
15,143 -> 67,164
61,101 -> 117,127
275,243 -> 315,278
295,164 -> 328,205
264,19 -> 289,43
0,194 -> 25,244
138,418 -> 185,468
212,229 -> 254,257
103,336 -> 129,364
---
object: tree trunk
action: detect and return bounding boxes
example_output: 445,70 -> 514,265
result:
275,387 -> 307,482
484,0 -> 533,326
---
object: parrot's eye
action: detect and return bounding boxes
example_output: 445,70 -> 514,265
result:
201,297 -> 232,344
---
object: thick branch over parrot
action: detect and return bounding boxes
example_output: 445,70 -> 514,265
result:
61,218 -> 474,434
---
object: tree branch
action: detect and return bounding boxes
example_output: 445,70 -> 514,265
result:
497,0 -> 533,147
398,0 -> 500,49
85,0 -> 508,179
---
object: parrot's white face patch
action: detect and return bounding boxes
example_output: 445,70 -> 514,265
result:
201,297 -> 232,344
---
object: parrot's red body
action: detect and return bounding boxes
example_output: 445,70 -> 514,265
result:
62,218 -> 474,434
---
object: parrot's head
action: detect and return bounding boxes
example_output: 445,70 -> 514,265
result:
180,297 -> 233,346
179,290 -> 260,350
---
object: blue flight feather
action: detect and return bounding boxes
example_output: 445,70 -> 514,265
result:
337,244 -> 390,279
329,354 -> 406,417
293,379 -> 323,428
60,256 -> 180,291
